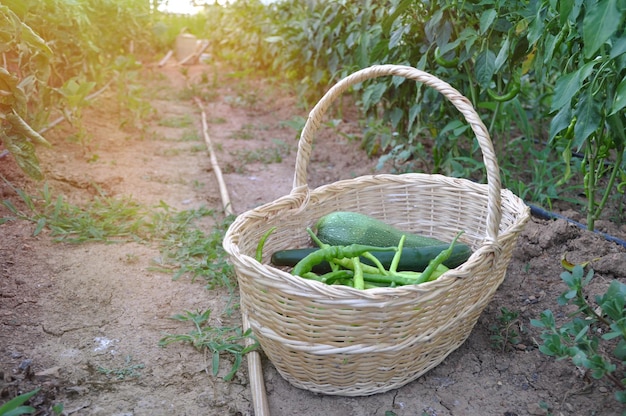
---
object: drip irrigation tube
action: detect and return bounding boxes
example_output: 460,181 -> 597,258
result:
528,203 -> 626,249
194,97 -> 269,416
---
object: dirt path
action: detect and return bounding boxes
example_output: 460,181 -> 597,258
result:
1,62 -> 625,416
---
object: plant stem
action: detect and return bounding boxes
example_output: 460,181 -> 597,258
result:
591,145 -> 624,228
585,139 -> 598,231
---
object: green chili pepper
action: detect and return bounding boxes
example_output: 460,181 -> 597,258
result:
352,257 -> 364,290
487,75 -> 521,102
434,46 -> 459,68
255,227 -> 277,262
301,272 -> 327,283
389,234 -> 406,273
307,227 -> 339,272
360,272 -> 422,286
414,231 -> 463,284
322,269 -> 355,285
330,256 -> 390,276
292,244 -> 396,277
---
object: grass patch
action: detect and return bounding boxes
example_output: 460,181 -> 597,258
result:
158,114 -> 193,128
229,139 -> 290,171
1,180 -> 235,290
159,309 -> 258,381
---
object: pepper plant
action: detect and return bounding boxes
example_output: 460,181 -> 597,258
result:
527,0 -> 626,231
0,4 -> 53,180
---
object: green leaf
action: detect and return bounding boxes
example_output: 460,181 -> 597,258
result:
212,350 -> 220,376
389,25 -> 407,49
494,37 -> 510,73
610,35 -> 626,58
583,0 -> 622,59
538,344 -> 557,356
479,9 -> 497,35
0,388 -> 39,415
611,77 -> 626,115
361,82 -> 387,111
3,135 -> 44,180
559,0 -> 575,25
34,217 -> 46,236
573,92 -> 601,151
530,318 -> 546,328
613,339 -> 626,361
3,406 -> 36,416
550,61 -> 597,112
549,105 -> 573,141
474,49 -> 496,88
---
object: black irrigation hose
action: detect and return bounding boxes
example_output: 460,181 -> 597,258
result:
528,204 -> 626,249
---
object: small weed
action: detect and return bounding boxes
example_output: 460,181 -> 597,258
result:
224,92 -> 258,109
159,309 -> 258,381
490,307 -> 523,352
192,180 -> 205,189
1,181 -> 151,243
228,123 -> 257,140
531,265 -> 626,404
161,148 -> 182,157
124,253 -> 139,264
1,182 -> 235,292
149,203 -> 236,291
158,115 -> 193,128
209,116 -> 227,124
279,115 -> 306,133
230,139 -> 290,170
97,355 -> 144,380
180,129 -> 201,142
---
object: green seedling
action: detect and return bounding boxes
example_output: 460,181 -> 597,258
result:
0,388 -> 39,416
531,265 -> 626,404
490,307 -> 523,352
97,355 -> 144,380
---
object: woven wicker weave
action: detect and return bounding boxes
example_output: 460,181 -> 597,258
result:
223,65 -> 530,396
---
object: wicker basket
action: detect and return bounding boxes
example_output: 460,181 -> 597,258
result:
222,65 -> 530,396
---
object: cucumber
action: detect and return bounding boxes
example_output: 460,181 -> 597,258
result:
271,244 -> 472,274
315,211 -> 447,248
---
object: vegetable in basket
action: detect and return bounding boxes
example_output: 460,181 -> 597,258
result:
315,211 -> 449,248
271,243 -> 471,274
289,230 -> 466,289
272,211 -> 472,273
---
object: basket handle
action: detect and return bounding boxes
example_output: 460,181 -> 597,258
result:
293,64 -> 502,244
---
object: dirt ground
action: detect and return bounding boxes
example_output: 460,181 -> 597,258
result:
1,61 -> 626,416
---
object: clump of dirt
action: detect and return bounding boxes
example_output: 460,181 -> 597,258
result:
1,61 -> 625,416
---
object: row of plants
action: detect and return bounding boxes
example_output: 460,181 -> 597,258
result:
0,0 -> 194,179
2,0 -> 623,228
196,0 -> 625,230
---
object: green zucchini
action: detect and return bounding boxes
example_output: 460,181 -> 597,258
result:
271,243 -> 472,274
315,211 -> 447,248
